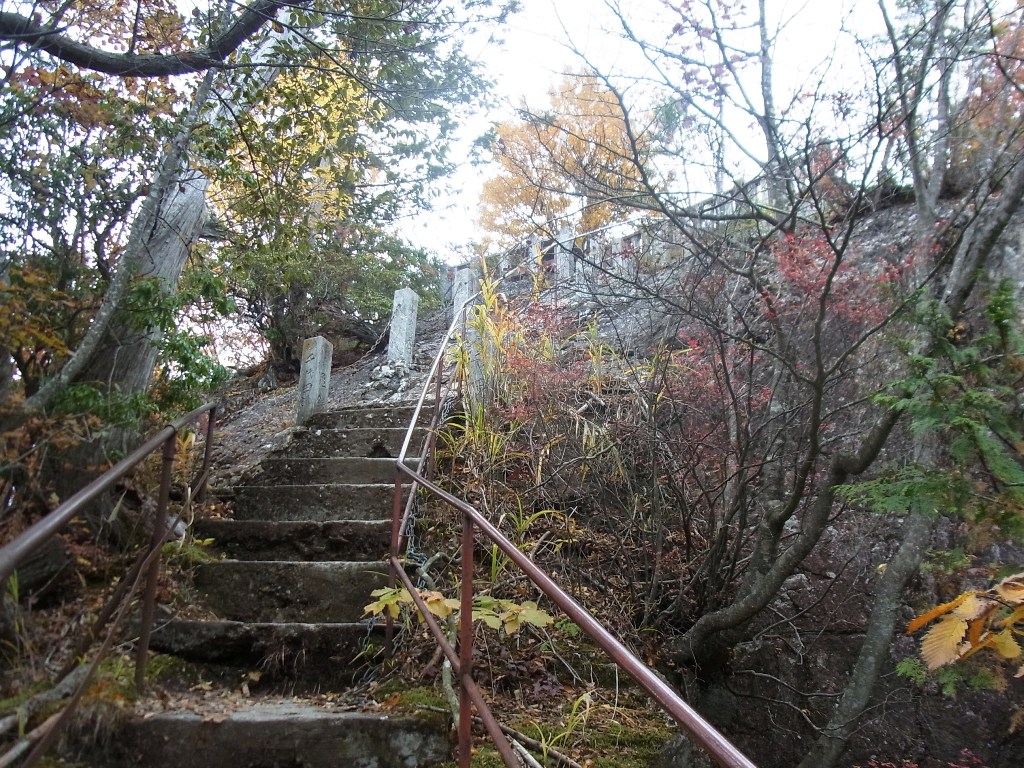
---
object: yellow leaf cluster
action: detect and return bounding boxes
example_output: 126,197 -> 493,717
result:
920,615 -> 968,669
479,71 -> 649,244
908,572 -> 1024,673
206,56 -> 375,237
473,599 -> 554,635
363,587 -> 554,635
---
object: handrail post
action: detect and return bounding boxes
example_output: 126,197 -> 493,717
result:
458,511 -> 474,768
194,405 -> 216,503
425,361 -> 444,483
386,469 -> 404,654
135,431 -> 176,692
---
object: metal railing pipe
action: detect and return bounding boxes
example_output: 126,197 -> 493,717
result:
193,404 -> 217,503
134,431 -> 177,691
458,511 -> 475,768
396,462 -> 758,768
390,265 -> 756,768
1,401 -> 216,768
395,305 -> 469,467
389,555 -> 520,768
0,427 -> 169,585
0,402 -> 215,584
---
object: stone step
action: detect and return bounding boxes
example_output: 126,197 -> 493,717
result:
231,484 -> 397,522
194,561 -> 387,623
193,519 -> 390,561
251,457 -> 419,486
305,405 -> 420,430
149,619 -> 382,676
285,426 -> 428,459
86,704 -> 448,768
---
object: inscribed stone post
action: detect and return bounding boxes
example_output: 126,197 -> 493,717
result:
452,268 -> 487,406
387,287 -> 419,366
555,246 -> 575,284
555,227 -> 576,284
453,267 -> 476,318
296,336 -> 333,424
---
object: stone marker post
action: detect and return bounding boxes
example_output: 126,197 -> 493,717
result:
296,335 -> 333,424
452,267 -> 487,406
453,267 -> 476,319
555,227 -> 576,284
387,287 -> 419,367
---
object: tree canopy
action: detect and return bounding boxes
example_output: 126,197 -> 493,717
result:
0,0 -> 295,76
0,0 -> 509,522
467,1 -> 1024,766
479,71 -> 651,244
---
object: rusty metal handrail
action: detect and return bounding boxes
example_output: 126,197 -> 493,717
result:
389,290 -> 757,768
0,402 -> 216,584
0,401 -> 217,766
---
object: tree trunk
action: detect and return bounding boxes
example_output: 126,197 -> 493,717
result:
76,31 -> 294,402
76,171 -> 211,395
795,513 -> 933,768
0,70 -> 216,437
793,111 -> 1024,767
672,409 -> 901,668
27,35 -> 294,535
878,0 -> 953,227
756,0 -> 791,213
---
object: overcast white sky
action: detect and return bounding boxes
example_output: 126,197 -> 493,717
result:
172,0 -> 885,260
400,0 -> 616,260
402,0 -> 885,260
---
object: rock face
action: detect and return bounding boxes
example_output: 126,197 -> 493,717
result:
79,403 -> 446,768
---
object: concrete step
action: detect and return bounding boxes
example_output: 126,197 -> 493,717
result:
149,619 -> 382,675
285,426 -> 428,459
193,519 -> 390,561
194,561 -> 387,623
86,704 -> 449,768
305,405 -> 420,430
231,484 -> 396,522
251,457 -> 418,486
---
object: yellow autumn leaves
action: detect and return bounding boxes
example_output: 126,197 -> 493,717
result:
478,71 -> 649,245
364,587 -> 554,635
908,572 -> 1024,673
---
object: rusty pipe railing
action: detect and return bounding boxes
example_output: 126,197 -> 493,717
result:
0,402 -> 216,586
388,293 -> 757,768
0,402 -> 217,766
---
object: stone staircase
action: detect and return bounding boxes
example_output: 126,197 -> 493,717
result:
83,404 -> 446,768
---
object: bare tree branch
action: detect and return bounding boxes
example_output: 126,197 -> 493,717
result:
0,0 -> 304,77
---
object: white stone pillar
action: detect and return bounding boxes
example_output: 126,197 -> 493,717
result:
451,268 -> 487,406
296,335 -> 333,424
453,267 -> 476,318
555,226 -> 576,284
387,287 -> 419,367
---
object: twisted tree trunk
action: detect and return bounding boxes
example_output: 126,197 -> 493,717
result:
794,119 -> 1024,768
795,514 -> 933,768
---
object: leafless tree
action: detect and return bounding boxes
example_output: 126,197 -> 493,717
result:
476,1 -> 1024,764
